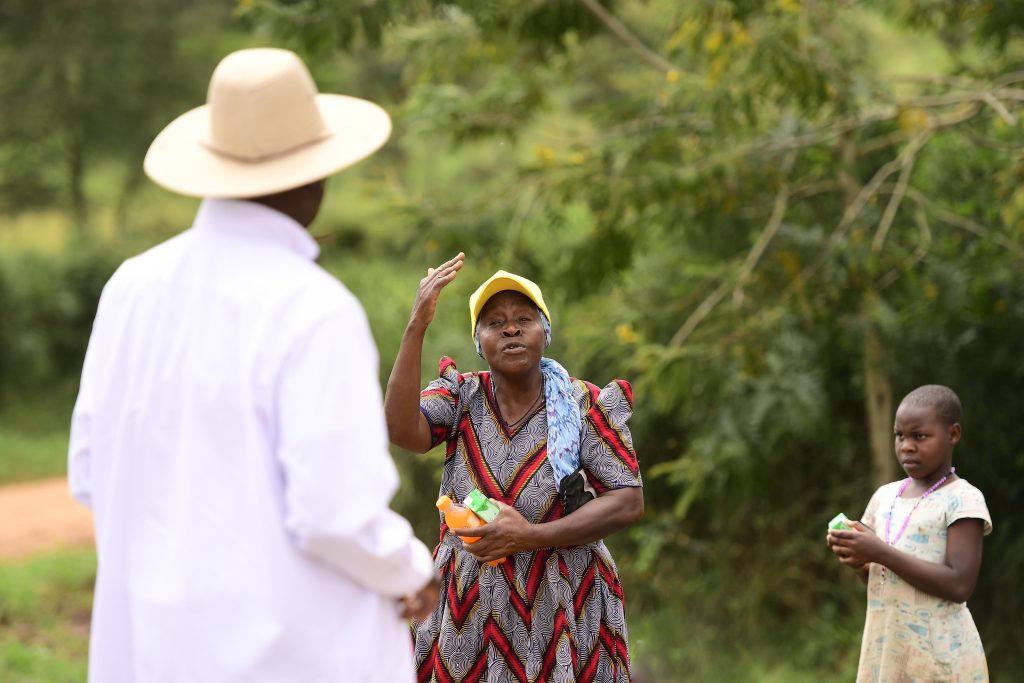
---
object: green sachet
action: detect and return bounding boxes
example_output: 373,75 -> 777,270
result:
463,489 -> 501,523
828,512 -> 851,531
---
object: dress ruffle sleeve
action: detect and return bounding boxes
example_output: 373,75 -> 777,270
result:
578,379 -> 642,494
419,357 -> 462,450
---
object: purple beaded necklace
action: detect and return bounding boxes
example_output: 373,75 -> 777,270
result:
881,466 -> 955,581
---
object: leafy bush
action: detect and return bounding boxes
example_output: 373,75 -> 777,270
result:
0,243 -> 126,406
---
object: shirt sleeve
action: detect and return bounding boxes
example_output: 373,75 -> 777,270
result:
67,273 -> 122,509
419,357 -> 462,450
68,354 -> 96,508
275,300 -> 435,598
578,379 -> 642,493
947,482 -> 993,536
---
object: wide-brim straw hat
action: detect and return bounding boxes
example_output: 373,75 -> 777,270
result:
469,270 -> 551,340
144,47 -> 391,198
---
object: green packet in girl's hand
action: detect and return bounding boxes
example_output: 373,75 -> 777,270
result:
463,489 -> 501,523
828,512 -> 852,531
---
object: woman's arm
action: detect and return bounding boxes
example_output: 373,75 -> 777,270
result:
828,518 -> 984,603
384,254 -> 464,453
451,487 -> 644,562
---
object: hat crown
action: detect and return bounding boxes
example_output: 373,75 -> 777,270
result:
205,48 -> 326,162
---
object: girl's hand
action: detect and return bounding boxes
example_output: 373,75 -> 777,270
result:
409,253 -> 465,330
828,521 -> 888,568
450,501 -> 536,563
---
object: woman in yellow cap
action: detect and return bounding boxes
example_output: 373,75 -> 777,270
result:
385,253 -> 644,682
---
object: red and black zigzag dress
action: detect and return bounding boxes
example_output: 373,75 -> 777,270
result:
415,357 -> 642,683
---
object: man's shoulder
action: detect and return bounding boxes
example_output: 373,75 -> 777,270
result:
288,261 -> 361,312
103,232 -> 191,292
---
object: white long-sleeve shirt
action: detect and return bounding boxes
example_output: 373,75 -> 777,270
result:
68,198 -> 434,683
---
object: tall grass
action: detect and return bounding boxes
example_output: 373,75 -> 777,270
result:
0,391 -> 74,485
0,550 -> 94,683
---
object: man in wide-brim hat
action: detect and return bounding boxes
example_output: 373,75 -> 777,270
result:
69,48 -> 438,683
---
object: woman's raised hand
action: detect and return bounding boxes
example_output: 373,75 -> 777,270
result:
410,253 -> 465,330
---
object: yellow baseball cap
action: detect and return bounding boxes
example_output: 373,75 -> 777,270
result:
469,270 -> 551,339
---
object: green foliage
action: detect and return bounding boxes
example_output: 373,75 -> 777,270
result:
881,0 -> 1024,48
0,244 -> 127,406
241,0 -> 397,55
253,0 -> 1024,676
0,0 -> 247,219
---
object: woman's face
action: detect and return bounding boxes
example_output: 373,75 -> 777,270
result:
476,291 -> 546,376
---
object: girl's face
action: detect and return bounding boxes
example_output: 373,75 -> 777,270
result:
893,403 -> 960,482
476,291 -> 545,376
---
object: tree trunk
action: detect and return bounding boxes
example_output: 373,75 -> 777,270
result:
838,136 -> 897,487
863,317 -> 897,487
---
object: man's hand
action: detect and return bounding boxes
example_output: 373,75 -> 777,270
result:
399,574 -> 441,621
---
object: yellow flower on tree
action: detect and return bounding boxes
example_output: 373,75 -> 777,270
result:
616,324 -> 640,345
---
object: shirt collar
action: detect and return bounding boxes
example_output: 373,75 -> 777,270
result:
192,198 -> 320,261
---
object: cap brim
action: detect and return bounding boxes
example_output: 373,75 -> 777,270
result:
143,94 -> 391,198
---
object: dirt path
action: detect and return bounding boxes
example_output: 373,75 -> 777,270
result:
0,477 -> 94,561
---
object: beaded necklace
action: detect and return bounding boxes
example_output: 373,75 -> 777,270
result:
881,466 -> 955,581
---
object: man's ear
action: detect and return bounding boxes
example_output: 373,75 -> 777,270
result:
949,422 -> 962,445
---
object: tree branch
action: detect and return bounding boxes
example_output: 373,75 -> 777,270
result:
877,204 -> 932,290
733,176 -> 793,303
981,91 -> 1017,124
577,0 -> 682,75
906,188 -> 1024,258
669,170 -> 793,349
871,131 -> 932,252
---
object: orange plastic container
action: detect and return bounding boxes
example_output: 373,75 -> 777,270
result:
436,495 -> 505,566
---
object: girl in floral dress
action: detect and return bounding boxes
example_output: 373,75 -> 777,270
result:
828,385 -> 992,682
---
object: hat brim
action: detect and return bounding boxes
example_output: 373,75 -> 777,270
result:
143,94 -> 391,198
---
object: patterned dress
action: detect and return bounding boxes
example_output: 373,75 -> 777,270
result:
415,357 -> 642,683
857,478 -> 992,682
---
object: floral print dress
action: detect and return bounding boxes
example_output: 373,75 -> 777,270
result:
857,478 -> 992,682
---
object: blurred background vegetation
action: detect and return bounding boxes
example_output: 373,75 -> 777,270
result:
1,0 -> 1022,681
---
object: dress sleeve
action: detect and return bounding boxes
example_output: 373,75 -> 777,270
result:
947,483 -> 993,536
578,379 -> 642,493
419,356 -> 462,449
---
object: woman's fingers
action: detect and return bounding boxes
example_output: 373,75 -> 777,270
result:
419,254 -> 465,291
432,255 -> 464,285
427,253 -> 464,276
